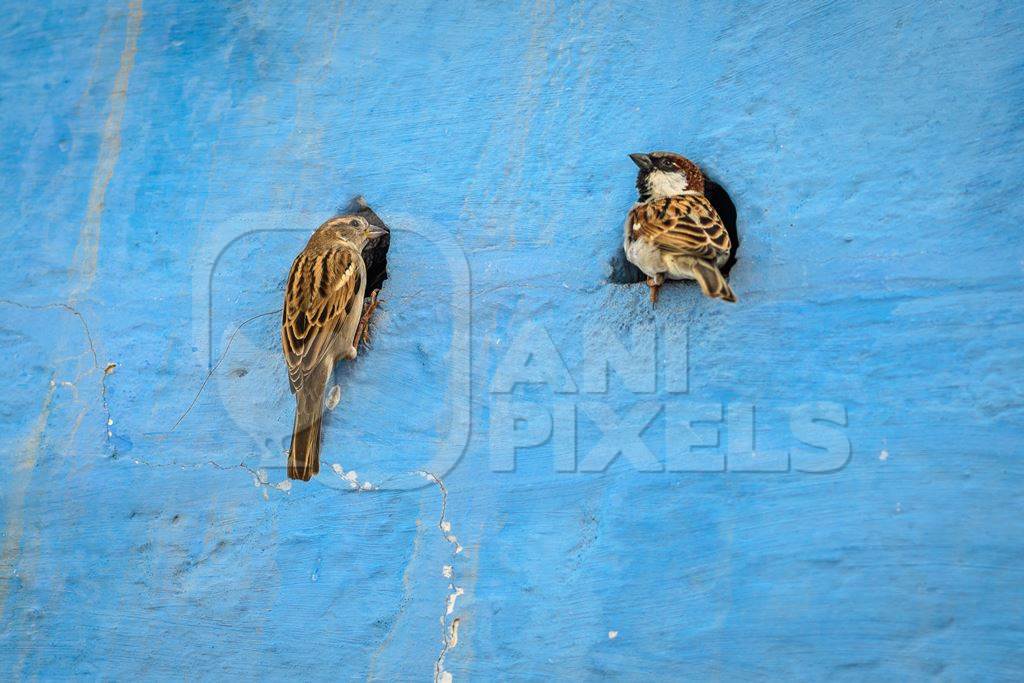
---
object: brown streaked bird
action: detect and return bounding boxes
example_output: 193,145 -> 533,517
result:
624,152 -> 736,304
281,214 -> 386,481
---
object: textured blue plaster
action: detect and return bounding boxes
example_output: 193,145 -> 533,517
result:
1,1 -> 1023,680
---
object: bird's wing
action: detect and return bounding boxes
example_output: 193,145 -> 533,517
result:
281,243 -> 363,393
629,194 -> 731,260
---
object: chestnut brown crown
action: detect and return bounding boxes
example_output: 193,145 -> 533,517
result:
630,151 -> 705,199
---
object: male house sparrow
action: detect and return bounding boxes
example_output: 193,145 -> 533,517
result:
624,152 -> 736,304
281,214 -> 386,481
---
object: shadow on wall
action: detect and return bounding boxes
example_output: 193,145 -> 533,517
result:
606,178 -> 740,284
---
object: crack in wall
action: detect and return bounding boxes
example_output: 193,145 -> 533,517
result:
420,471 -> 464,683
167,308 -> 281,433
0,300 -> 116,454
126,457 -> 392,501
126,456 -> 294,495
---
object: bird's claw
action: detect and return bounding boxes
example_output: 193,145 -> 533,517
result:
647,278 -> 661,305
355,289 -> 381,348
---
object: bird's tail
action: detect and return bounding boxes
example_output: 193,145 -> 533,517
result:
288,386 -> 326,481
690,259 -> 737,302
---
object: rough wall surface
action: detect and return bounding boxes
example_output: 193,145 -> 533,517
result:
1,1 -> 1022,680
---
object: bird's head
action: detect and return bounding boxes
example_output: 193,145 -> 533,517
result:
630,151 -> 705,201
329,214 -> 388,248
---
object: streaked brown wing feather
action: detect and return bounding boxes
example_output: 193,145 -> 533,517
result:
282,246 -> 361,392
630,194 -> 730,259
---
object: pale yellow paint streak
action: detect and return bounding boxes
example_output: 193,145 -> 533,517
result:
69,0 -> 144,303
0,378 -> 57,619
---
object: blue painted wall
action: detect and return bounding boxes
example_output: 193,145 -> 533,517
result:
2,1 -> 1022,679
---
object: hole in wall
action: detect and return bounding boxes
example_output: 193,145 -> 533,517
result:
344,195 -> 391,295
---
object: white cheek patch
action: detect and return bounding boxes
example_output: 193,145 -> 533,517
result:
646,170 -> 688,198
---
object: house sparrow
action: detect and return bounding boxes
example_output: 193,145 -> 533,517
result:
281,214 -> 387,481
624,152 -> 736,304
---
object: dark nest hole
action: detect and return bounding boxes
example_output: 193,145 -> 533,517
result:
343,195 -> 391,295
606,178 -> 740,284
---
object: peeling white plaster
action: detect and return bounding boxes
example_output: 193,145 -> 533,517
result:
326,384 -> 341,411
446,587 -> 464,616
421,471 -> 465,683
330,463 -> 375,491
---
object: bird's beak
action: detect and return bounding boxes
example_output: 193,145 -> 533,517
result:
366,223 -> 389,239
629,153 -> 653,170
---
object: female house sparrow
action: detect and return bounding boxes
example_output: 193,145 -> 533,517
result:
624,152 -> 736,304
281,214 -> 386,481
